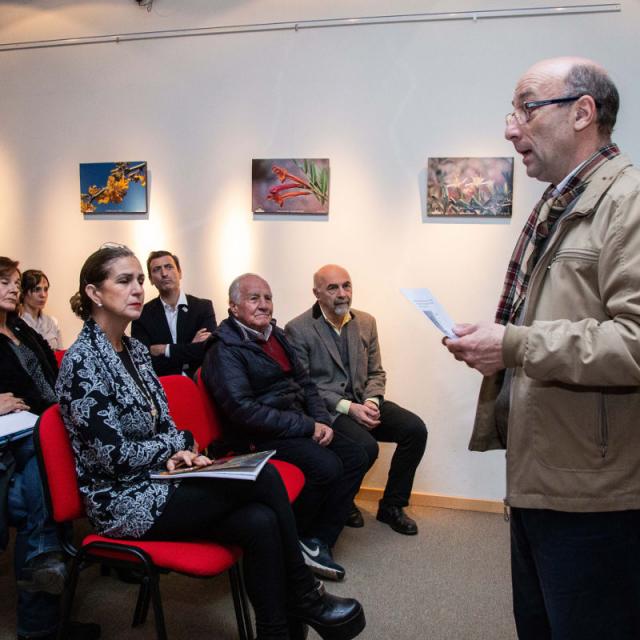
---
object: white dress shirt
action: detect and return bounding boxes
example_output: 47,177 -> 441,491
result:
161,290 -> 188,358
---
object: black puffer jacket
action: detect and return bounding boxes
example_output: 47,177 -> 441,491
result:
202,316 -> 331,450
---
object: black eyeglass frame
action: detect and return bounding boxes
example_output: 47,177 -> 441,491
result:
506,94 -> 589,126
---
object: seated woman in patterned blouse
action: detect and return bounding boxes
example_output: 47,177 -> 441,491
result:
20,269 -> 63,351
56,244 -> 365,640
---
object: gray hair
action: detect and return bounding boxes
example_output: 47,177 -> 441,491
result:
228,273 -> 262,304
564,63 -> 619,136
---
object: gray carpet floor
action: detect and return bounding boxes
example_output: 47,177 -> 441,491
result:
0,500 -> 516,639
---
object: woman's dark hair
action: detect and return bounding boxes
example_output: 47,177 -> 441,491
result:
71,244 -> 135,320
0,257 -> 20,280
19,269 -> 50,304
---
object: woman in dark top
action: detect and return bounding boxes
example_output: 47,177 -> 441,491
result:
0,266 -> 58,414
0,257 -> 99,640
56,244 -> 365,640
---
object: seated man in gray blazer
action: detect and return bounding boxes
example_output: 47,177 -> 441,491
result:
286,264 -> 427,535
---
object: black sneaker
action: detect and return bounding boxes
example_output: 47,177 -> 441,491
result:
299,538 -> 345,581
16,551 -> 67,595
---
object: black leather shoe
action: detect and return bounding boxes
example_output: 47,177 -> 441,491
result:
345,503 -> 364,528
376,504 -> 418,535
289,581 -> 366,640
18,621 -> 101,640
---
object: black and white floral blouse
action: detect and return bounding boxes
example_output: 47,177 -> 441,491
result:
56,319 -> 193,538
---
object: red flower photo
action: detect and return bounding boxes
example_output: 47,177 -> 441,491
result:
252,159 -> 330,215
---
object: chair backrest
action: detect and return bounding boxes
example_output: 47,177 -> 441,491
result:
35,404 -> 85,523
194,368 -> 224,443
159,375 -> 215,450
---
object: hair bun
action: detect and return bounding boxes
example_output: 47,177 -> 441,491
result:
69,291 -> 84,318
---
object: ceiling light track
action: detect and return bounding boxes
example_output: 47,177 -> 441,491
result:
0,4 -> 621,53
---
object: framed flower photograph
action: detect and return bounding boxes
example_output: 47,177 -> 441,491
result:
80,161 -> 148,214
252,159 -> 330,215
427,157 -> 513,217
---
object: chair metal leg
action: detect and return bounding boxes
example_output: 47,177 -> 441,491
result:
148,569 -> 168,640
132,576 -> 151,627
56,555 -> 82,640
229,564 -> 254,640
238,566 -> 254,640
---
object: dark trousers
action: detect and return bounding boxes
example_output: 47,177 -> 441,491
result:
145,463 -> 315,640
332,400 -> 427,508
510,507 -> 640,640
257,432 -> 369,548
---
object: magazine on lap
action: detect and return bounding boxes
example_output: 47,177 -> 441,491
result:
151,450 -> 275,481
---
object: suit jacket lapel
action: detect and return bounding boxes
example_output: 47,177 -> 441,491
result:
176,301 -> 188,344
346,315 -> 361,390
150,298 -> 173,344
313,317 -> 346,374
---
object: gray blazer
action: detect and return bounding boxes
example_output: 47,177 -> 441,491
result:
285,302 -> 386,420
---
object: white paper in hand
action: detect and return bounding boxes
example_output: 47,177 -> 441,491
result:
401,288 -> 457,339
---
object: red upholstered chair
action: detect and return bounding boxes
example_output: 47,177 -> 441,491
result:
35,405 -> 253,640
192,370 -> 306,503
159,375 -> 216,452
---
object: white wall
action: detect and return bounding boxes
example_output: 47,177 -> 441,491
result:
1,0 -> 638,501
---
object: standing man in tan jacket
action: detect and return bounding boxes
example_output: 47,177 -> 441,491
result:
446,57 -> 640,640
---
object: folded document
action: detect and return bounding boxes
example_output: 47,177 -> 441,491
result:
0,411 -> 39,446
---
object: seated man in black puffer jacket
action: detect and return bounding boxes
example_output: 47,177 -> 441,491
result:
203,273 -> 368,582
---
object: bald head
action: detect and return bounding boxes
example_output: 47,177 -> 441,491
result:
313,264 -> 353,323
507,57 -> 618,185
517,57 -> 618,137
313,264 -> 351,289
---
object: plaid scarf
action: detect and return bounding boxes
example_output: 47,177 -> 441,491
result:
495,144 -> 620,325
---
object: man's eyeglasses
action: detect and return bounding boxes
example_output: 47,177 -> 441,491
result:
505,95 -> 584,126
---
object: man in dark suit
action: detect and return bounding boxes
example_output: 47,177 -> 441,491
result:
132,250 -> 216,378
285,264 -> 428,535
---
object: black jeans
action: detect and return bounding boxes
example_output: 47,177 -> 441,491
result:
144,463 -> 315,639
256,432 -> 369,548
333,400 -> 427,508
510,507 -> 640,640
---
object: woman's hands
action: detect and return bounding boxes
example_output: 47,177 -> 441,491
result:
166,450 -> 213,472
0,392 -> 30,416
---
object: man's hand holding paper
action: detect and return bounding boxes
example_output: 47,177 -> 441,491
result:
444,321 -> 506,376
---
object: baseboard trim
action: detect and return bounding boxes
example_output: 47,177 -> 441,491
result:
357,487 -> 504,514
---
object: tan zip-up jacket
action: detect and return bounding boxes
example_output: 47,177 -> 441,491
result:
470,153 -> 640,512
